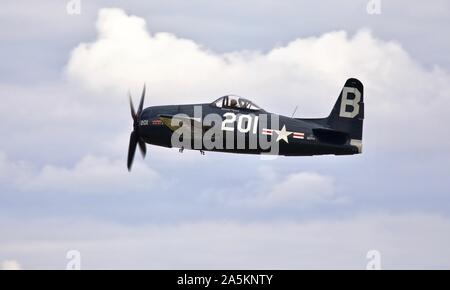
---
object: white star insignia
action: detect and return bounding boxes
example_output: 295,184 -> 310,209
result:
274,125 -> 292,143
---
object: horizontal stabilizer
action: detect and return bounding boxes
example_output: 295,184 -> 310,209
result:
312,128 -> 349,145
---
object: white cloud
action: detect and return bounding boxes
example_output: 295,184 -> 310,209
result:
264,171 -> 337,206
200,167 -> 343,208
66,8 -> 450,156
1,260 -> 21,270
2,7 -> 448,210
1,213 -> 450,269
0,151 -> 160,195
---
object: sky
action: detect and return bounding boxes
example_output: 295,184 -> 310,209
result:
1,0 -> 450,269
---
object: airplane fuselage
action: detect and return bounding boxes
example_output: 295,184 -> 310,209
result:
126,79 -> 364,170
136,103 -> 359,156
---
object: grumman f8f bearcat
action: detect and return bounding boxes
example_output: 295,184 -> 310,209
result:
127,78 -> 364,170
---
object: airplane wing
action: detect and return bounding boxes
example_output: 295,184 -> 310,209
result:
158,114 -> 213,132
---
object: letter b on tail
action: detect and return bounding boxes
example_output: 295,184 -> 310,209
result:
339,86 -> 362,118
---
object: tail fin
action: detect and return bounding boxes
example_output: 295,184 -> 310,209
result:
327,78 -> 364,151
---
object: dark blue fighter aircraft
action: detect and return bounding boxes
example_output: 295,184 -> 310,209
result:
127,78 -> 364,170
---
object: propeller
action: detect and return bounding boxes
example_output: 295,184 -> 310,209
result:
127,84 -> 147,171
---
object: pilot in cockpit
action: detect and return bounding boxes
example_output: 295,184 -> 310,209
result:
229,99 -> 238,108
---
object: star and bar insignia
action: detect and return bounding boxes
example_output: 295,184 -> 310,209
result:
262,125 -> 304,143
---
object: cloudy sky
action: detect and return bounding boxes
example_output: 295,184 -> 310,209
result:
1,0 -> 450,269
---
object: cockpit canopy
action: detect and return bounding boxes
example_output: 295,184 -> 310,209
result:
211,95 -> 262,111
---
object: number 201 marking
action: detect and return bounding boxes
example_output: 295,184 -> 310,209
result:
221,112 -> 259,134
